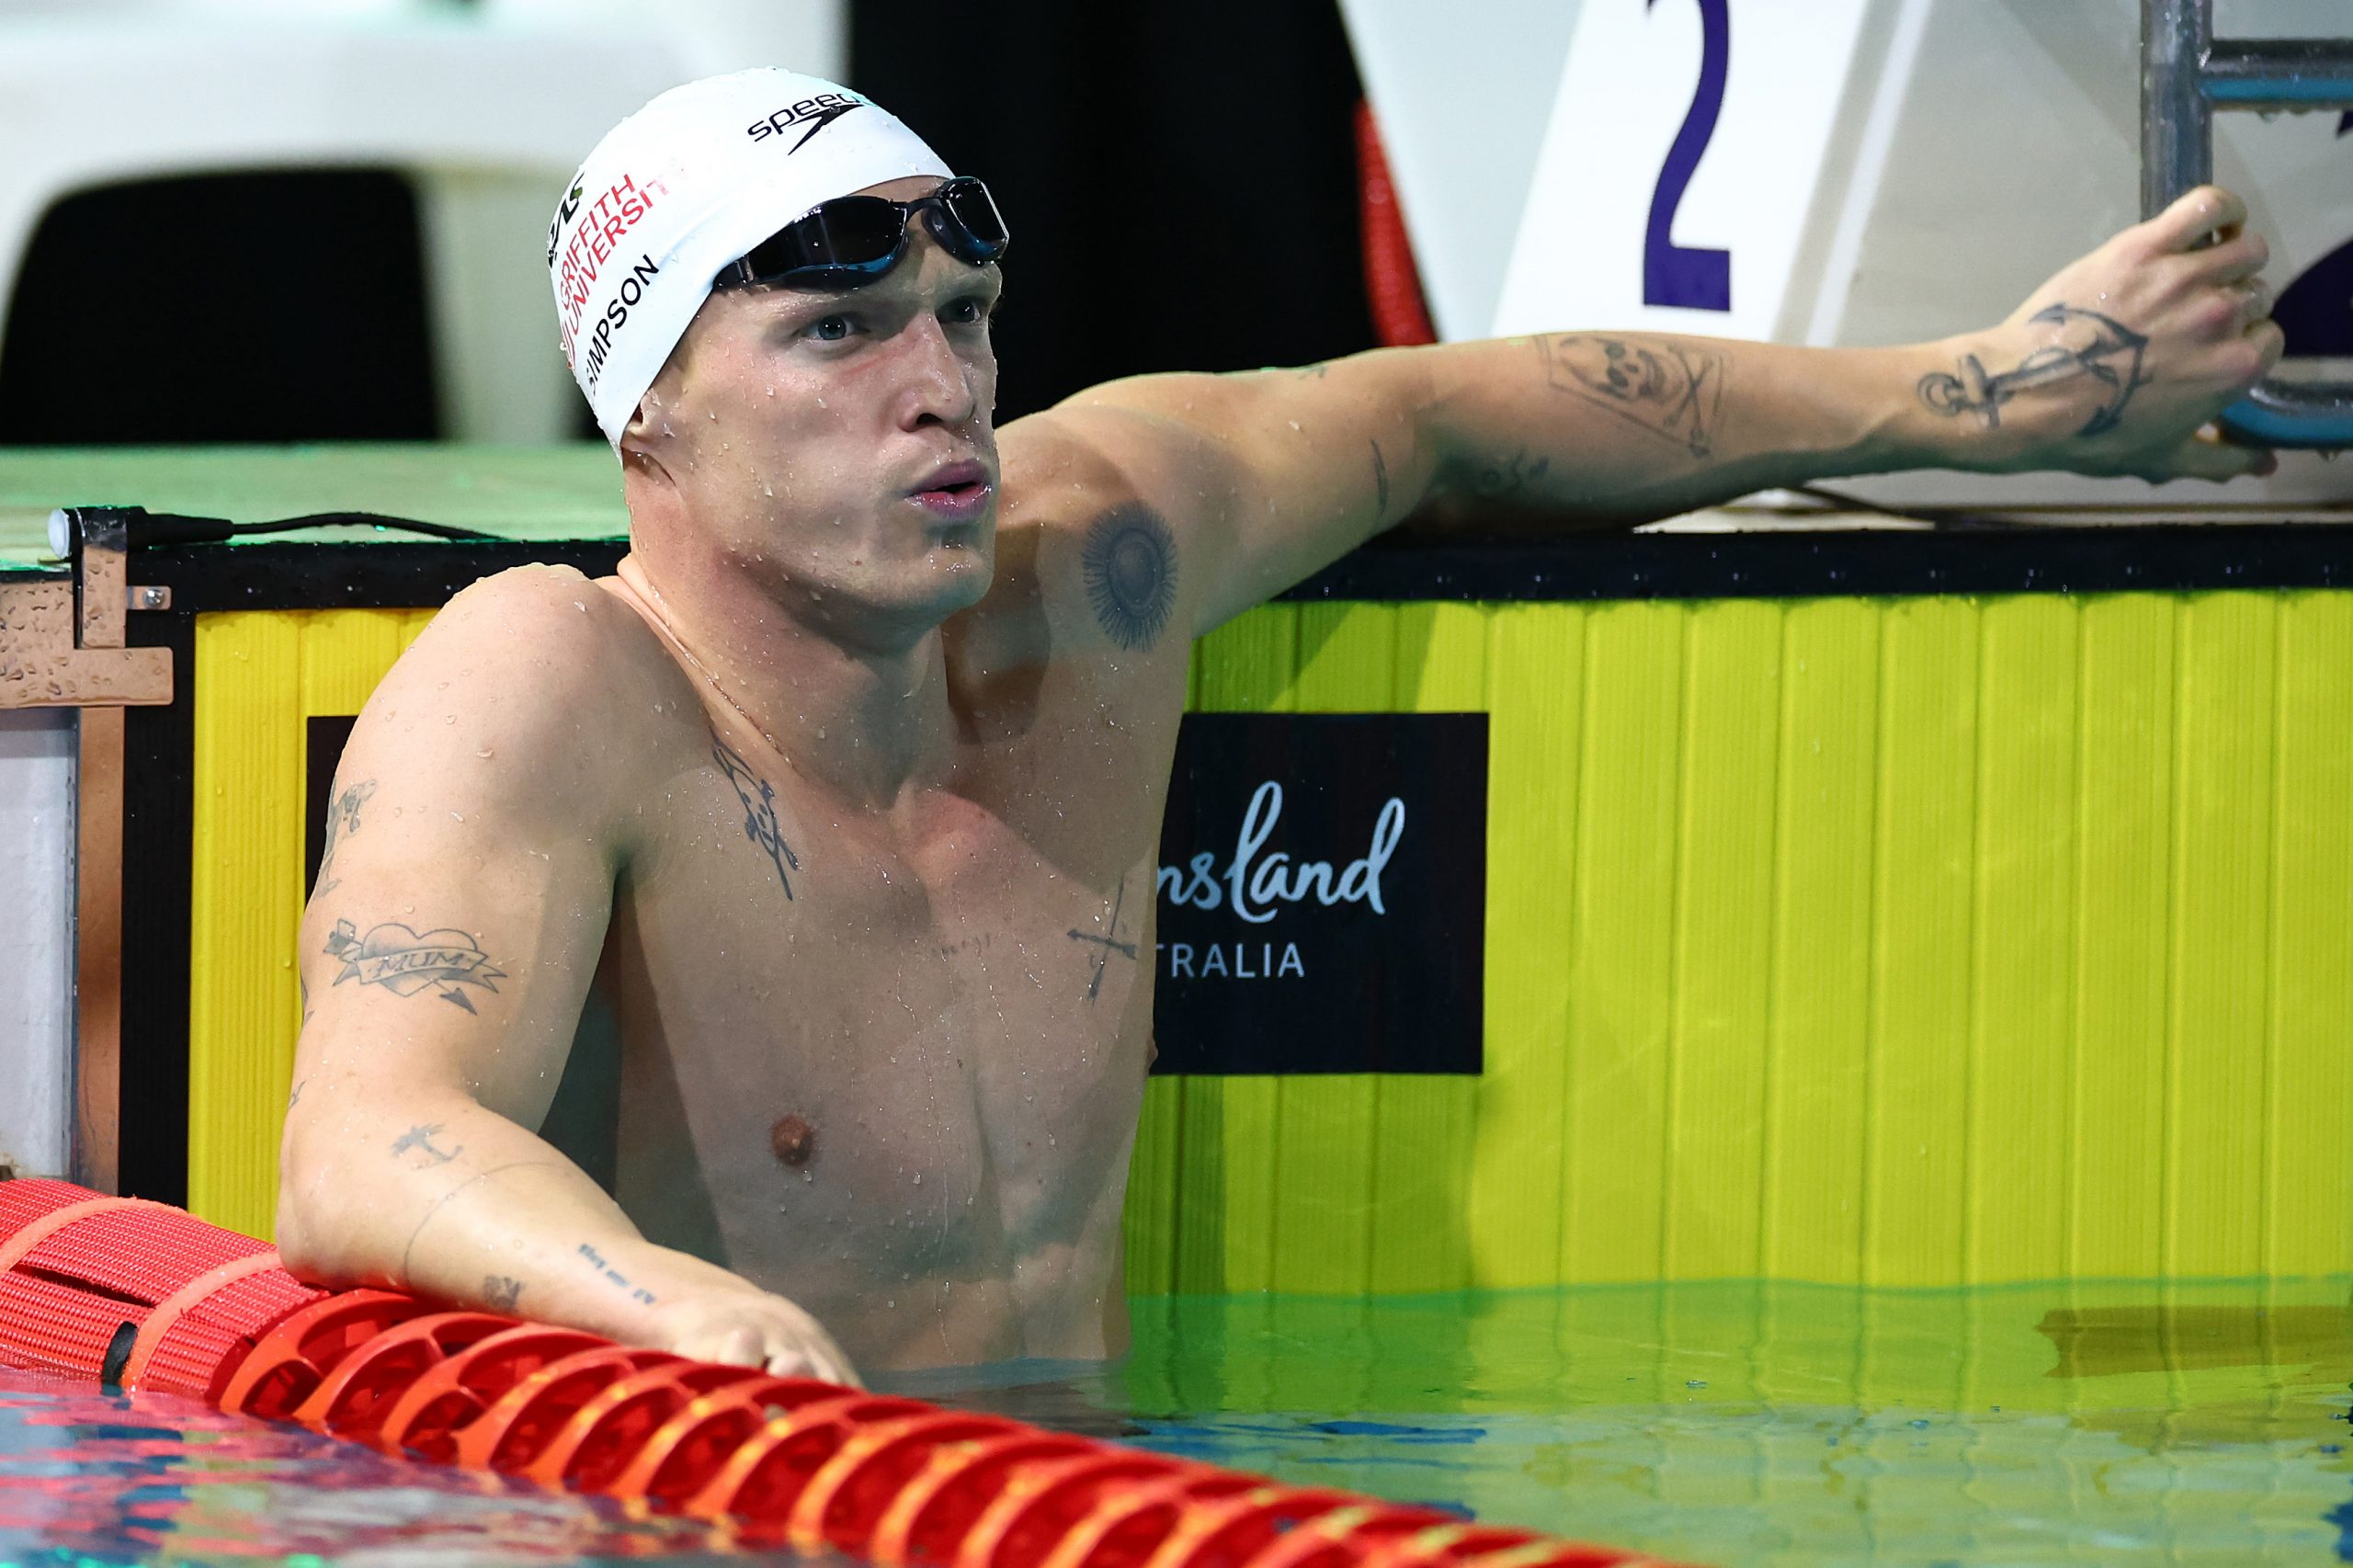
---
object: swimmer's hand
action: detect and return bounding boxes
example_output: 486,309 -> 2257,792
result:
654,1286 -> 862,1389
1933,184 -> 2284,483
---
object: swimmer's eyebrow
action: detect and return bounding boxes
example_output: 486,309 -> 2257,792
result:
764,283 -> 864,312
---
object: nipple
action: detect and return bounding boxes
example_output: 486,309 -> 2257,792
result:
770,1113 -> 815,1167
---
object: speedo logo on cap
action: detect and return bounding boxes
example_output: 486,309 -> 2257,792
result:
746,92 -> 863,152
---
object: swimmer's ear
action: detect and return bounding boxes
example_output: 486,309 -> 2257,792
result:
620,402 -> 659,468
619,384 -> 675,472
621,356 -> 693,468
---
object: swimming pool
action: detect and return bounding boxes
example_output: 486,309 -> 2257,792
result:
6,1278 -> 2346,1565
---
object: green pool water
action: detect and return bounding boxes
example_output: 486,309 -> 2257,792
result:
3,1278 -> 2347,1565
962,1278 -> 2353,1566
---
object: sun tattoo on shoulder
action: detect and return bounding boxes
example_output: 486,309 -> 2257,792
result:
1080,506 -> 1178,653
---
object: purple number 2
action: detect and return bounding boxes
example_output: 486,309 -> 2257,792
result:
1643,0 -> 1732,310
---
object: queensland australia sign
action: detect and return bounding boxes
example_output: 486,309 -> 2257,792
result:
1150,713 -> 1487,1074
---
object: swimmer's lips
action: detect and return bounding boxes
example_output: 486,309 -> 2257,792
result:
910,460 -> 993,524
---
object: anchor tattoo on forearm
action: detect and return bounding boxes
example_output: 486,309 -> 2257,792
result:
1918,304 -> 2149,437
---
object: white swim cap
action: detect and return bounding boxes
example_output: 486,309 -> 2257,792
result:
549,68 -> 954,445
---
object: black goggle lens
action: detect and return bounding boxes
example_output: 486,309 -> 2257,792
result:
728,177 -> 1006,288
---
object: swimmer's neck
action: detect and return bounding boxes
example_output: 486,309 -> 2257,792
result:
608,551 -> 960,811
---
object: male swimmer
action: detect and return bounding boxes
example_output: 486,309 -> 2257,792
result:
278,69 -> 2283,1386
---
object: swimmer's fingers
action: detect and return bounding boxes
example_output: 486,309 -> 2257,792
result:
2146,423 -> 2279,483
2143,184 -> 2250,253
766,1301 -> 861,1389
764,1336 -> 863,1391
676,1323 -> 767,1369
2232,276 -> 2279,335
2179,228 -> 2268,287
665,1296 -> 860,1388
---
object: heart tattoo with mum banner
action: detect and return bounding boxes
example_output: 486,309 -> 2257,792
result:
1149,713 -> 1489,1075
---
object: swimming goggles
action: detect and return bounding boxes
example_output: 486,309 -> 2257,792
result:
716,176 -> 1009,290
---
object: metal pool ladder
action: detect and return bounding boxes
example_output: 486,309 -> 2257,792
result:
2143,0 -> 2353,448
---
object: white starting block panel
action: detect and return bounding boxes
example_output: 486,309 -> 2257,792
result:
1343,0 -> 2353,507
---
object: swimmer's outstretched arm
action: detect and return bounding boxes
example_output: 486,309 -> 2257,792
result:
276,566 -> 857,1387
1048,186 -> 2281,627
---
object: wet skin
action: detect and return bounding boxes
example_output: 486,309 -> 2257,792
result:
277,179 -> 2283,1379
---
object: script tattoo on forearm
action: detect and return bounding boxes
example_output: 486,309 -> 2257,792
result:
1534,334 -> 1728,460
1917,303 -> 2149,437
324,918 -> 504,1012
1081,506 -> 1179,652
1370,440 -> 1392,521
578,1241 -> 656,1305
711,732 -> 801,899
313,778 -> 378,895
1066,877 -> 1139,1005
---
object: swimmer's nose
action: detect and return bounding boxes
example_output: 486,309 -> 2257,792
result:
893,312 -> 983,434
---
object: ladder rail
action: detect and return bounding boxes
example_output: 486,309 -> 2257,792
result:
2142,0 -> 2353,448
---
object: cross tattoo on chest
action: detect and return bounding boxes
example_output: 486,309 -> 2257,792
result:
1066,879 -> 1139,1005
390,1123 -> 461,1165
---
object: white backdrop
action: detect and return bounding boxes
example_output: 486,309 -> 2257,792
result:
0,710 -> 73,1181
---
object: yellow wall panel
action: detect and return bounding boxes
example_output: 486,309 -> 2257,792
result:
2266,594 -> 2353,1275
1863,597 -> 1977,1286
2068,595 -> 2175,1279
298,609 -> 411,719
1663,600 -> 1781,1279
187,613 -> 304,1241
1122,1077 -> 1182,1295
1762,600 -> 1879,1283
2165,595 -> 2277,1276
1467,605 -> 1585,1289
1968,597 -> 2079,1282
1558,602 -> 1685,1282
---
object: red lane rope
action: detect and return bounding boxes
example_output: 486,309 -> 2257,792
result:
0,1183 -> 1697,1568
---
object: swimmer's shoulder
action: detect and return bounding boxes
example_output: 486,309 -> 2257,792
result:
404,561 -> 677,698
353,562 -> 690,813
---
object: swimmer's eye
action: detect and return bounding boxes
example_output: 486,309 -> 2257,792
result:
943,296 -> 995,328
803,313 -> 858,344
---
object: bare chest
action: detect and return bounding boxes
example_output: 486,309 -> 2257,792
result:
594,710 -> 1170,1292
